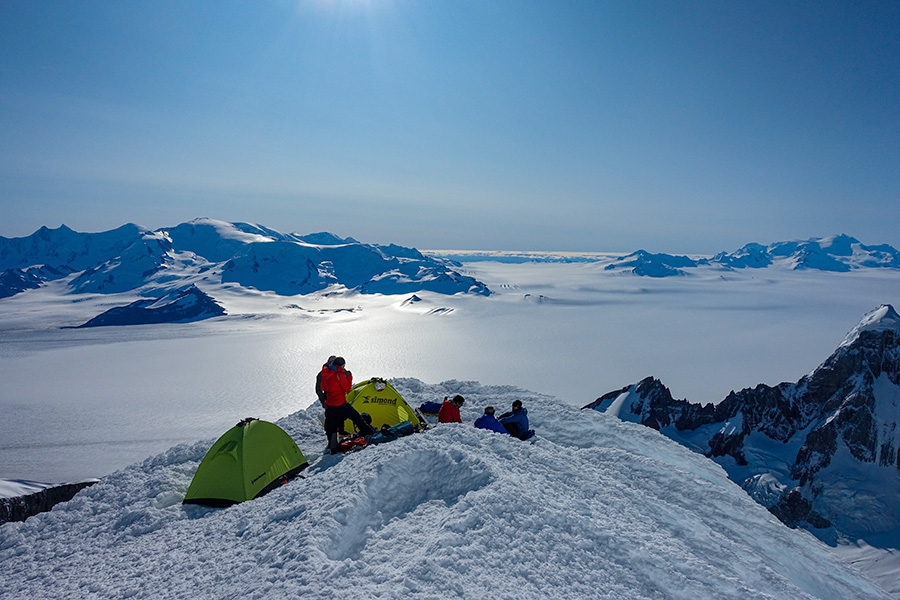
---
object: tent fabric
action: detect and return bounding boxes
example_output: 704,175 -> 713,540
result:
183,418 -> 308,507
343,378 -> 427,434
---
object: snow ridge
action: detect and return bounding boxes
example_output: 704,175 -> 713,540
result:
0,381 -> 891,599
841,304 -> 900,347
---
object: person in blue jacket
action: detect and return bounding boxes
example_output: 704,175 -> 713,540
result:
498,400 -> 534,440
474,406 -> 509,435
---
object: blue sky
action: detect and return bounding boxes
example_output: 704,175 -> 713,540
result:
1,0 -> 898,252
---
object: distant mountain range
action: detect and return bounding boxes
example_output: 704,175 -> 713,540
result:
604,234 -> 900,277
0,219 -> 490,325
586,304 -> 900,547
2,222 -> 899,325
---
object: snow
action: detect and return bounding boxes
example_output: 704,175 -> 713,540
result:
0,382 -> 892,599
192,218 -> 276,244
841,304 -> 900,347
835,541 -> 900,599
1,257 -> 898,484
0,479 -> 55,499
1,236 -> 899,597
604,390 -> 639,420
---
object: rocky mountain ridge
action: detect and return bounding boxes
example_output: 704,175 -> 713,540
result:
586,304 -> 900,542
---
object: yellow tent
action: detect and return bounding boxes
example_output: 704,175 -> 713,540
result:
344,378 -> 427,434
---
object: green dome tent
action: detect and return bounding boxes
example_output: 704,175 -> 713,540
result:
183,418 -> 308,507
343,377 -> 427,434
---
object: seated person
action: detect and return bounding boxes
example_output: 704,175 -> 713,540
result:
438,394 -> 465,423
498,400 -> 534,440
474,406 -> 509,435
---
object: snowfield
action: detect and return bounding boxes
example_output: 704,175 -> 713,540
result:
0,381 -> 891,600
2,227 -> 899,597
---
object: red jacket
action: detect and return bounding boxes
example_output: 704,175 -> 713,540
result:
438,399 -> 462,423
320,365 -> 353,407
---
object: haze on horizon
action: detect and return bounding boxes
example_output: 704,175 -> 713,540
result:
2,1 -> 898,253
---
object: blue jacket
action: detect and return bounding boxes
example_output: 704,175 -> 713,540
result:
474,413 -> 509,435
499,407 -> 530,439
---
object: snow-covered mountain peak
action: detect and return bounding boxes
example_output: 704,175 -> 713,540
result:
841,304 -> 900,347
188,218 -> 277,244
0,220 -> 490,322
296,231 -> 358,247
818,234 -> 860,255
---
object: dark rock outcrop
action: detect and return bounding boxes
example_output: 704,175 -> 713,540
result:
79,285 -> 226,327
0,481 -> 98,525
0,268 -> 43,298
587,304 -> 900,537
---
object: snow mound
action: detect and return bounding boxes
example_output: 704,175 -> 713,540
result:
0,381 -> 890,599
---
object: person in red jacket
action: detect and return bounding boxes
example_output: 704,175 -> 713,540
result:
438,395 -> 465,423
320,356 -> 375,452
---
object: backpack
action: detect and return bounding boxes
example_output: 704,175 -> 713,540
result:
315,371 -> 327,405
367,420 -> 416,445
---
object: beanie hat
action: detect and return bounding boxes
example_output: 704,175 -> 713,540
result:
333,356 -> 346,366
484,406 -> 495,415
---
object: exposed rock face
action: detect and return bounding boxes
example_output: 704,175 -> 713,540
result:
0,481 -> 97,525
586,305 -> 900,538
78,285 -> 226,327
0,268 -> 43,298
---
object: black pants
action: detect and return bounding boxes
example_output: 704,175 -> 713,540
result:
324,402 -> 376,436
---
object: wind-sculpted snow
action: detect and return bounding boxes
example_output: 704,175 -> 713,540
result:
0,381 -> 891,599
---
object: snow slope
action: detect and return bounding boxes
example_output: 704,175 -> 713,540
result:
0,381 -> 890,599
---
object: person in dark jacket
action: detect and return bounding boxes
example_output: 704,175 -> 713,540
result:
438,394 -> 465,423
498,400 -> 534,440
320,356 -> 375,452
474,406 -> 509,435
314,356 -> 334,406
